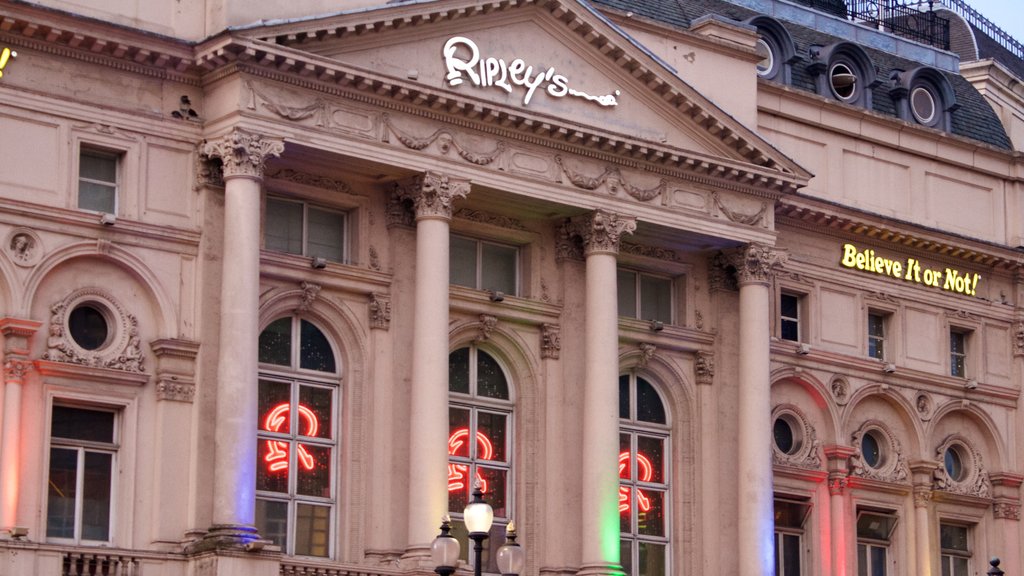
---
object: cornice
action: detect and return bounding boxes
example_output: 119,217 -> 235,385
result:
775,196 -> 1024,272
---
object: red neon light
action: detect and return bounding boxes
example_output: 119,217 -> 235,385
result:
263,402 -> 321,473
447,427 -> 495,494
618,450 -> 654,514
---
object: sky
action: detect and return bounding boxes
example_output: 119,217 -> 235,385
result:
957,0 -> 1024,45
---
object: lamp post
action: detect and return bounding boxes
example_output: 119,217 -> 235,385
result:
463,481 -> 494,576
496,522 -> 526,576
431,515 -> 460,576
433,479 -> 525,576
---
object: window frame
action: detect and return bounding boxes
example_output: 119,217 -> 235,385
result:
773,496 -> 811,576
77,146 -> 121,215
616,267 -> 675,325
867,310 -> 890,361
256,316 -> 341,558
949,328 -> 969,378
939,522 -> 972,576
264,196 -> 349,264
618,371 -> 671,576
779,291 -> 803,343
45,403 -> 120,546
449,234 -> 520,296
856,509 -> 898,576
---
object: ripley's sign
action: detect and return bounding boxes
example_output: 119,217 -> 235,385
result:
442,36 -> 620,108
840,243 -> 982,297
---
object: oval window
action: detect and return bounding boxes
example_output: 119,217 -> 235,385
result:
861,431 -> 882,468
829,62 -> 858,102
68,304 -> 110,350
773,417 -> 795,454
755,38 -> 775,77
910,85 -> 937,125
944,445 -> 965,482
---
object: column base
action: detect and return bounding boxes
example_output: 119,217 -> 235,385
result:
187,524 -> 272,554
576,562 -> 626,576
186,548 -> 280,576
398,543 -> 436,572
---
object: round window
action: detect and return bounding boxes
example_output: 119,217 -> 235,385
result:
944,445 -> 965,482
829,62 -> 858,102
773,417 -> 795,454
68,304 -> 111,350
861,431 -> 883,468
755,38 -> 775,78
910,85 -> 937,125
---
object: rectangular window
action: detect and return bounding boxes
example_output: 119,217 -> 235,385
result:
78,148 -> 119,214
856,510 -> 897,576
449,235 -> 518,296
950,330 -> 967,377
46,405 -> 117,543
868,312 -> 887,360
780,293 -> 801,342
940,523 -> 970,576
617,269 -> 673,324
774,497 -> 810,576
265,198 -> 347,263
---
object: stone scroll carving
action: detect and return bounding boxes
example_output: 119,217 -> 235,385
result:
933,434 -> 992,499
540,323 -> 561,359
772,405 -> 822,470
849,421 -> 910,484
43,288 -> 144,373
201,129 -> 284,179
369,293 -> 392,331
694,351 -> 714,386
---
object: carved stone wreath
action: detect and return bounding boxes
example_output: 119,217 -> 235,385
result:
42,288 -> 144,373
933,434 -> 991,498
771,404 -> 822,470
849,420 -> 910,484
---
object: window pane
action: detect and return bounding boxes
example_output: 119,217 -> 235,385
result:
617,270 -> 638,319
298,385 -> 332,440
47,447 -> 78,538
258,380 -> 292,434
635,378 -> 666,424
296,445 -> 332,498
953,557 -> 968,576
619,434 -> 632,480
782,533 -> 801,576
940,524 -> 969,551
448,407 -> 472,510
640,275 -> 672,323
620,540 -> 633,576
265,199 -> 304,255
780,294 -> 799,341
80,152 -> 117,182
78,181 -> 116,213
858,544 -> 868,576
481,243 -> 517,295
259,318 -> 292,366
476,350 -> 509,400
636,488 -> 665,537
306,207 -> 345,262
477,466 -> 507,518
81,451 -> 112,541
52,406 -> 115,443
942,558 -> 951,576
450,236 -> 478,288
299,320 -> 336,373
449,348 -> 470,394
637,435 -> 665,484
637,542 -> 666,576
870,546 -> 886,576
294,503 -> 331,557
477,411 -> 507,463
257,439 -> 290,494
619,375 -> 630,419
255,499 -> 289,551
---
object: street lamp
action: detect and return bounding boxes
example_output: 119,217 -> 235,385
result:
463,480 -> 494,576
496,522 -> 525,576
431,515 -> 460,576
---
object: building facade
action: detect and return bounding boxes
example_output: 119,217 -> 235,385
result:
0,0 -> 1022,575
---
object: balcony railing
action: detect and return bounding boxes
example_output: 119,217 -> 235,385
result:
939,0 -> 1024,59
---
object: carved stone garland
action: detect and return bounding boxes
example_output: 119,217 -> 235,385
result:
772,405 -> 822,470
43,288 -> 144,373
933,434 -> 992,498
849,421 -> 910,484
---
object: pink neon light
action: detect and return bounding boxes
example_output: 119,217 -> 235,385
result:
447,427 -> 496,494
618,450 -> 654,514
263,402 -> 321,473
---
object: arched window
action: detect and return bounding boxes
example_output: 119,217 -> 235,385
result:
448,345 -> 513,571
255,316 -> 339,557
619,372 -> 670,576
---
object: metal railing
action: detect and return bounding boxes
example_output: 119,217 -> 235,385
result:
938,0 -> 1024,59
846,0 -> 951,49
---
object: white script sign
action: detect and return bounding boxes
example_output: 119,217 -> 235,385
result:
442,36 -> 620,108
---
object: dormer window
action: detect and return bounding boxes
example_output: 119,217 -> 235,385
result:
808,42 -> 878,109
890,67 -> 958,131
745,16 -> 796,85
829,62 -> 858,102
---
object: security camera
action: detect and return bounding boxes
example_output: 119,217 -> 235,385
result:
311,257 -> 327,269
100,213 -> 116,226
489,291 -> 505,303
965,379 -> 978,390
883,363 -> 897,374
243,540 -> 265,552
650,320 -> 664,332
797,343 -> 811,355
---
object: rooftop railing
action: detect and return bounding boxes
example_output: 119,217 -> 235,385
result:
938,0 -> 1024,59
846,0 -> 950,49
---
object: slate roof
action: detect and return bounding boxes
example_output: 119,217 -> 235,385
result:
590,0 -> 1013,150
972,24 -> 1024,81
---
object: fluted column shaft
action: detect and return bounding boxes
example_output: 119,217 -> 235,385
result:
401,172 -> 469,558
202,130 -> 283,539
729,244 -> 784,576
0,318 -> 38,533
573,210 -> 635,576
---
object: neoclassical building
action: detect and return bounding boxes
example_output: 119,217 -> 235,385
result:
0,0 -> 1022,575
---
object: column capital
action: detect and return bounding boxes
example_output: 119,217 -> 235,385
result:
827,474 -> 848,496
913,486 -> 933,508
725,243 -> 787,286
395,171 -> 470,220
2,359 -> 32,384
201,129 -> 284,180
568,209 -> 636,256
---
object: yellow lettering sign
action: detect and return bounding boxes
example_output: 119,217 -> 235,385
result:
0,47 -> 16,79
839,243 -> 981,297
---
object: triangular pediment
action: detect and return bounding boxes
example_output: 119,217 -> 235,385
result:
213,0 -> 810,191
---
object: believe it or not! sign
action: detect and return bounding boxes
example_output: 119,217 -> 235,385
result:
840,243 -> 981,296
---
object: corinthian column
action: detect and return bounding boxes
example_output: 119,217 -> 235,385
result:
910,462 -> 939,576
570,210 -> 636,576
726,243 -> 785,576
200,129 -> 283,545
0,317 -> 40,535
399,172 -> 470,561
